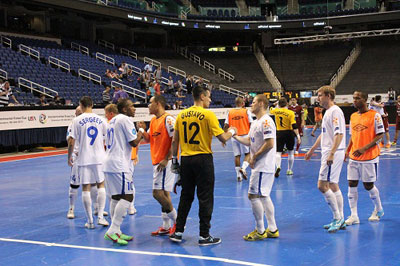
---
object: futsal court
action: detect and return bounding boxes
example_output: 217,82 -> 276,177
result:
0,127 -> 399,266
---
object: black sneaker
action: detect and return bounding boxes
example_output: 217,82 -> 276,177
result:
198,235 -> 221,246
275,167 -> 281,178
169,232 -> 183,243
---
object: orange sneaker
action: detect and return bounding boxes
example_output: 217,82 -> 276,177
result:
151,227 -> 170,236
379,142 -> 384,148
169,223 -> 176,235
385,143 -> 391,148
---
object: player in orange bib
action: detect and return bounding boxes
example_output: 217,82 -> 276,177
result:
345,91 -> 385,226
139,95 -> 178,236
224,97 -> 253,181
311,103 -> 323,137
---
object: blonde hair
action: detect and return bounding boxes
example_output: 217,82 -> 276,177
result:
317,85 -> 336,100
105,104 -> 118,115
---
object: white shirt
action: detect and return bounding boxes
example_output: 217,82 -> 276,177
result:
321,105 -> 346,153
67,122 -> 79,160
69,112 -> 107,166
249,113 -> 276,173
369,101 -> 386,116
103,114 -> 137,173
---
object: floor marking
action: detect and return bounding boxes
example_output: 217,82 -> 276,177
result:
0,238 -> 272,266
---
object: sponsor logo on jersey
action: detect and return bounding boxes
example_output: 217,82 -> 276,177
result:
353,124 -> 368,132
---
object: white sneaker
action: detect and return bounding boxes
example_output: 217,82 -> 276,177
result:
85,222 -> 95,229
345,215 -> 360,225
294,151 -> 299,155
97,217 -> 109,226
128,206 -> 137,215
94,209 -> 108,217
368,209 -> 384,221
67,209 -> 75,219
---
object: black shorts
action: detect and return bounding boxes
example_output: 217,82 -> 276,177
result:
277,130 -> 295,152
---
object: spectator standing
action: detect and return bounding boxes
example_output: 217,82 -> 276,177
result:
103,86 -> 112,104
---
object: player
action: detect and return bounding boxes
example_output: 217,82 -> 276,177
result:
392,95 -> 400,145
311,103 -> 323,137
288,98 -> 305,155
369,95 -> 391,148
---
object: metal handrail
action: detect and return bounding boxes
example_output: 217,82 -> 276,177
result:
168,66 -> 186,78
98,39 -> 115,51
144,57 -> 162,68
193,75 -> 210,84
48,56 -> 71,72
95,52 -> 115,65
71,42 -> 89,55
18,77 -> 58,98
111,81 -> 147,101
0,36 -> 12,48
18,44 -> 40,60
126,63 -> 141,75
189,53 -> 201,65
120,48 -> 138,60
218,68 -> 235,81
0,68 -> 8,80
78,69 -> 102,84
203,60 -> 215,73
218,84 -> 245,97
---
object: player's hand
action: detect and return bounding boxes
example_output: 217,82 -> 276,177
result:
157,159 -> 168,172
352,147 -> 366,157
327,153 -> 334,166
297,136 -> 302,145
228,127 -> 237,136
136,121 -> 147,130
344,152 -> 349,162
171,157 -> 180,174
173,175 -> 181,194
68,157 -> 73,167
304,150 -> 313,161
132,157 -> 139,166
221,142 -> 226,148
249,156 -> 256,169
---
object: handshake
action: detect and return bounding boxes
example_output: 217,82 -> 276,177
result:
227,127 -> 238,137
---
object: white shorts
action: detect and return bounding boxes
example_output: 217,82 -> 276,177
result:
78,164 -> 105,185
318,150 -> 345,184
153,160 -> 176,192
248,171 -> 275,197
347,160 -> 378,183
232,136 -> 250,157
104,171 -> 134,196
69,163 -> 80,186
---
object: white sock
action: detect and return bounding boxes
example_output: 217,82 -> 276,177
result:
334,190 -> 344,219
167,208 -> 177,224
348,187 -> 358,217
250,198 -> 265,234
368,186 -> 383,212
162,212 -> 171,229
107,199 -> 130,235
287,150 -> 294,171
131,184 -> 136,207
90,185 -> 98,211
110,199 -> 118,218
276,152 -> 282,169
68,187 -> 78,210
323,190 -> 340,220
260,196 -> 278,232
242,161 -> 249,170
235,166 -> 241,178
82,191 -> 93,224
96,187 -> 106,219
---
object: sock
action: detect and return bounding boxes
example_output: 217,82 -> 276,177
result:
107,199 -> 130,235
82,191 -> 93,224
287,150 -> 294,171
110,199 -> 118,218
68,187 -> 78,210
368,186 -> 383,212
235,167 -> 241,178
250,198 -> 265,234
90,185 -> 98,211
131,184 -> 136,207
260,196 -> 277,232
296,141 -> 300,152
276,152 -> 282,169
323,190 -> 340,220
162,212 -> 171,229
242,161 -> 249,171
96,187 -> 106,219
167,208 -> 177,224
334,190 -> 344,219
348,187 -> 358,217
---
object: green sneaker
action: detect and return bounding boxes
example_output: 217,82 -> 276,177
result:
116,233 -> 133,241
104,233 -> 128,245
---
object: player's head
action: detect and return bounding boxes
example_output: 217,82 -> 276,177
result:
75,106 -> 82,117
397,95 -> 400,102
353,91 -> 368,110
193,85 -> 211,108
117,98 -> 135,117
79,96 -> 93,110
375,95 -> 382,102
278,97 -> 287,108
235,97 -> 244,108
104,104 -> 118,121
289,97 -> 297,106
317,85 -> 335,108
148,95 -> 166,115
251,94 -> 268,115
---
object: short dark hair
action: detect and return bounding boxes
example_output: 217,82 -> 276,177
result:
80,96 -> 93,108
278,97 -> 287,107
375,95 -> 381,102
192,85 -> 210,101
153,95 -> 166,108
355,91 -> 368,101
117,98 -> 132,114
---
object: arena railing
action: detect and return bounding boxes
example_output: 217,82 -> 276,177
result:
18,44 -> 40,60
98,39 -> 115,51
111,80 -> 147,102
218,68 -> 234,81
203,60 -> 215,73
0,68 -> 8,80
71,42 -> 89,55
193,75 -> 210,84
78,69 -> 102,84
219,84 -> 245,97
189,53 -> 201,66
144,57 -> 162,69
177,46 -> 188,58
18,77 -> 58,98
0,35 -> 12,48
168,66 -> 186,78
48,56 -> 71,72
126,63 -> 141,75
96,52 -> 115,65
120,48 -> 138,60
330,43 -> 361,89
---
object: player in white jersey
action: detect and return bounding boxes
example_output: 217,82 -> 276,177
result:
369,95 -> 391,148
68,96 -> 108,229
103,99 -> 144,246
233,94 -> 279,241
305,86 -> 346,233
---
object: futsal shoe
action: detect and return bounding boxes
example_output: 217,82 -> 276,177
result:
169,232 -> 183,242
286,170 -> 293,175
128,206 -> 137,215
199,235 -> 222,246
104,233 -> 128,246
94,208 -> 108,217
327,219 -> 345,233
391,141 -> 397,146
345,215 -> 360,226
85,222 -> 95,229
275,167 -> 281,178
116,233 -> 133,241
97,217 -> 109,226
239,168 -> 248,180
151,227 -> 170,236
368,209 -> 384,221
67,208 -> 75,219
294,151 -> 299,155
237,176 -> 243,182
169,224 -> 176,235
243,230 -> 267,241
385,143 -> 391,149
323,220 -> 335,229
266,228 -> 279,238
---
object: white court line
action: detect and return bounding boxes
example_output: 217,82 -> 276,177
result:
0,238 -> 272,266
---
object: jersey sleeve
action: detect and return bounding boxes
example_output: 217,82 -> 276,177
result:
332,108 -> 345,135
69,119 -> 78,140
122,116 -> 137,142
262,118 -> 275,140
165,115 -> 176,137
208,111 -> 224,136
247,110 -> 254,123
66,124 -> 72,141
374,113 -> 385,135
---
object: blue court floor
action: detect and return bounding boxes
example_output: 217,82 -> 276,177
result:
0,127 -> 399,266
